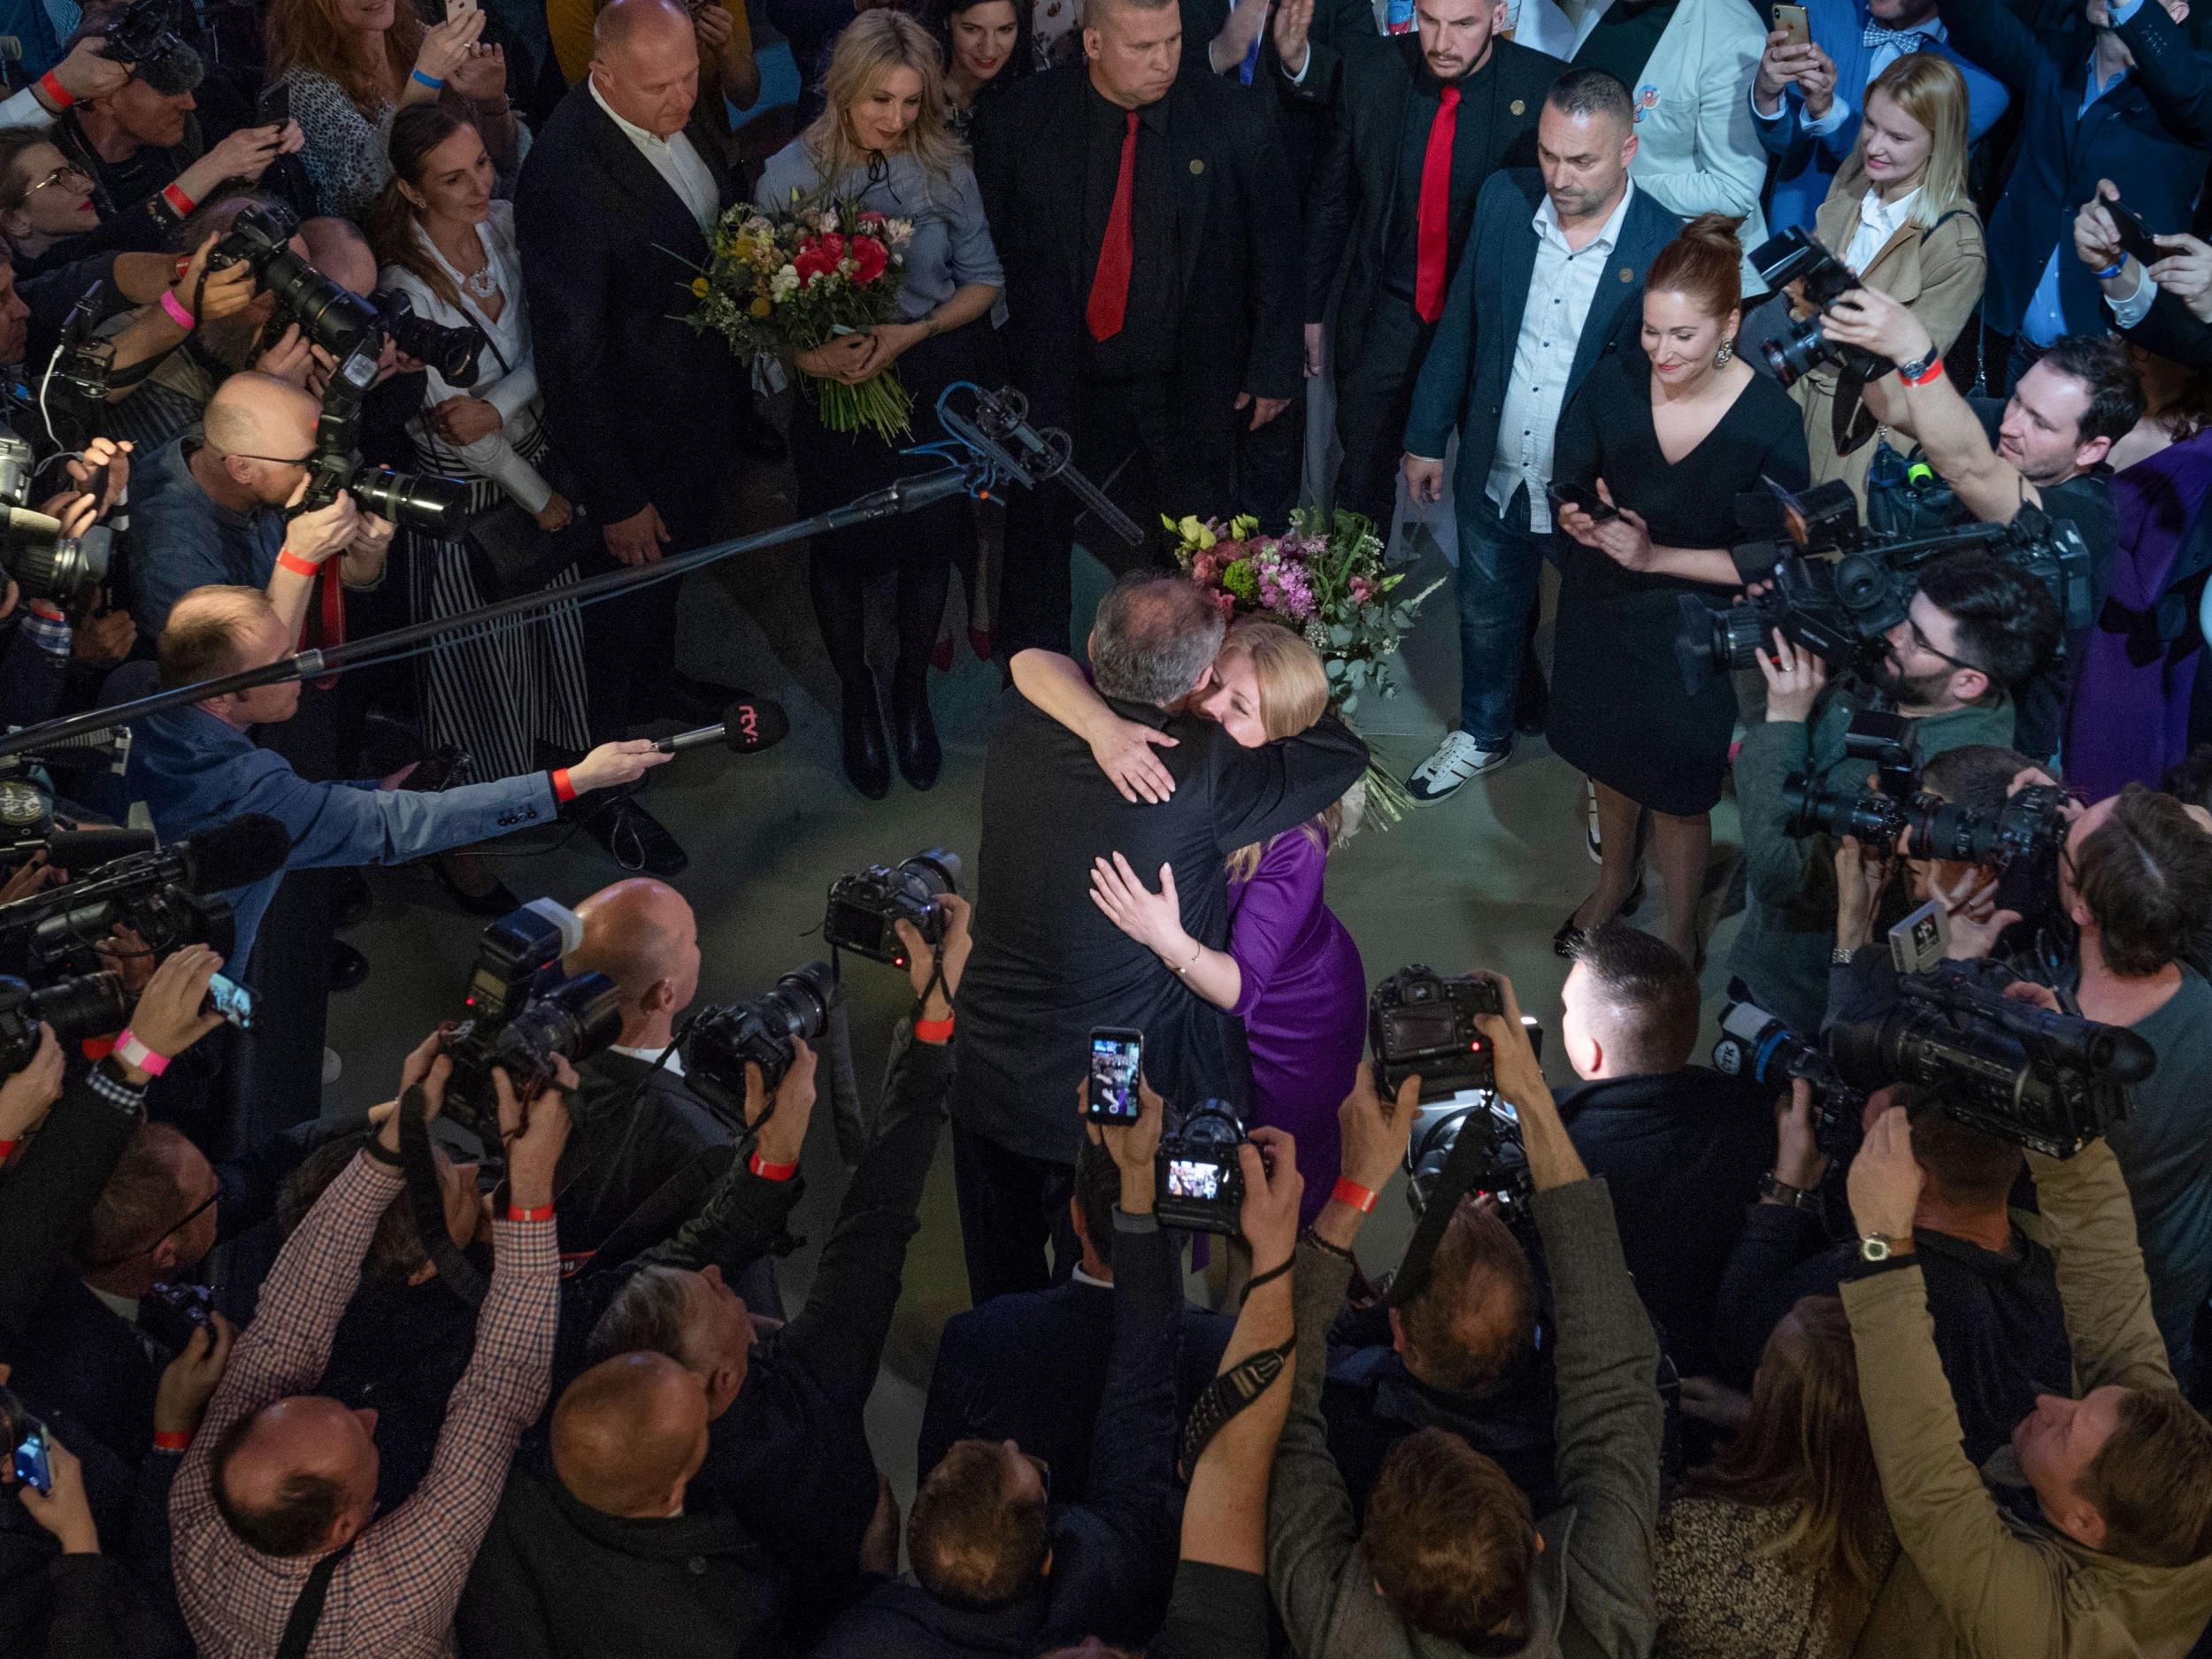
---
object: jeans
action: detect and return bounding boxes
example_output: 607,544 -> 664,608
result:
1453,484 -> 1543,747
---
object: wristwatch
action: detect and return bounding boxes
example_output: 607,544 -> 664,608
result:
1858,1232 -> 1910,1263
1761,1171 -> 1822,1213
1831,944 -> 1858,965
1895,345 -> 1944,386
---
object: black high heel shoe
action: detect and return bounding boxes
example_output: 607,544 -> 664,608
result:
891,674 -> 941,791
1553,874 -> 1647,958
842,674 -> 892,800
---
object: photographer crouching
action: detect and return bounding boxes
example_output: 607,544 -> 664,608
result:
1816,282 -> 2139,758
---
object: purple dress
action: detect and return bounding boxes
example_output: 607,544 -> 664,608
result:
1225,822 -> 1367,1225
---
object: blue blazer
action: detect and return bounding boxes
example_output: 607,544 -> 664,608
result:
112,664 -> 556,973
1402,171 -> 1680,510
1753,0 -> 2009,238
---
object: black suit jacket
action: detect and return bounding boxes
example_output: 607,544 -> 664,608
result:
1299,36 -> 1563,338
971,63 -> 1303,485
953,691 -> 1368,1164
2118,283 -> 2212,370
514,87 -> 744,533
556,1052 -> 741,1272
1178,0 -> 1377,197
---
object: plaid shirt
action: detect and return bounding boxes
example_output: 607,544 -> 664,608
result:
170,1150 -> 557,1659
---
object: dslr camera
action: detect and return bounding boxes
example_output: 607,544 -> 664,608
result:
99,0 -> 188,70
687,962 -> 836,1112
1404,1094 -> 1530,1217
1369,964 -> 1505,1102
0,971 -> 127,1074
442,900 -> 622,1139
1155,1097 -> 1248,1235
371,288 -> 485,387
1751,227 -> 1893,391
0,433 -> 112,608
824,847 -> 959,968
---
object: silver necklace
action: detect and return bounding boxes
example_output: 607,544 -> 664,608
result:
461,260 -> 498,300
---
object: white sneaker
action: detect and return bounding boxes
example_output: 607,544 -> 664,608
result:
1406,731 -> 1511,803
322,1047 -> 342,1087
1584,778 -> 1603,864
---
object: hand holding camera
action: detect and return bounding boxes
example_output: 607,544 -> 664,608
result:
0,1024 -> 62,1141
117,942 -> 224,1080
49,34 -> 131,102
152,1312 -> 234,1440
1833,833 -> 1892,951
496,1056 -> 575,1211
1774,1077 -> 1831,1194
895,891 -> 972,1016
281,478 -> 364,561
1082,1065 -> 1163,1216
377,1030 -> 453,1158
1817,282 -> 1933,373
1336,1062 -> 1418,1202
1757,628 -> 1829,723
1240,1124 -> 1302,1274
1847,1105 -> 1922,1245
741,1036 -> 818,1170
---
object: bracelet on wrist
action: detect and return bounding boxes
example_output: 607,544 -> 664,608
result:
914,1013 -> 955,1044
2093,257 -> 2128,281
1299,1225 -> 1356,1263
158,289 -> 195,331
550,766 -> 577,803
748,1148 -> 798,1182
36,71 -> 73,110
276,547 -> 319,578
411,67 -> 446,88
114,1029 -> 170,1077
1168,938 -> 1202,976
160,182 -> 196,219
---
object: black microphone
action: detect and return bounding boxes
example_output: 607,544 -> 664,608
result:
655,697 -> 791,757
0,813 -> 294,940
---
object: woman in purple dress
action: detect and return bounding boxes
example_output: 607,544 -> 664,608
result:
1012,618 -> 1366,1221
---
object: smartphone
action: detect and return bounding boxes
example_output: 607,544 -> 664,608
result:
1085,1027 -> 1143,1125
2104,196 -> 2164,269
1770,3 -> 1809,44
206,972 -> 255,1031
448,0 -> 480,16
254,82 -> 290,128
10,1414 -> 50,1495
1546,480 -> 1618,523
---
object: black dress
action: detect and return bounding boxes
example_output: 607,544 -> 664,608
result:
1546,353 -> 1810,816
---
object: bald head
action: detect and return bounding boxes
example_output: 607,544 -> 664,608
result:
204,371 -> 318,463
213,1394 -> 380,1557
299,216 -> 375,296
592,0 -> 701,136
552,1351 -> 710,1517
569,878 -> 701,1043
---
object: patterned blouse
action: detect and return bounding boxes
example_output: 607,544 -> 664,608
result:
280,67 -> 396,223
1653,1496 -> 1897,1659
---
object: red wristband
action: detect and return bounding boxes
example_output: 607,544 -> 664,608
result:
1330,1177 -> 1378,1214
505,1202 -> 554,1222
151,1429 -> 191,1452
37,71 -> 73,110
276,548 -> 319,578
550,766 -> 577,803
0,1139 -> 17,1161
26,599 -> 62,619
748,1149 -> 798,1182
914,1014 -> 955,1044
160,182 -> 196,218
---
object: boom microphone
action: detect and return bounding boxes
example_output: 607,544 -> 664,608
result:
655,697 -> 792,757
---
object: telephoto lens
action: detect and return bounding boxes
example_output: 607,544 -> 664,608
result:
0,970 -> 127,1072
347,466 -> 472,539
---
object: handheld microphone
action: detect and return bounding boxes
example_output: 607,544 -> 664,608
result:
655,697 -> 791,757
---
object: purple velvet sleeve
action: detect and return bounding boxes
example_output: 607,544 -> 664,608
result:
1225,826 -> 1327,1022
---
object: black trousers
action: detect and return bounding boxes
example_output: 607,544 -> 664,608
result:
951,1123 -> 1079,1306
580,487 -> 711,738
1332,292 -> 1434,530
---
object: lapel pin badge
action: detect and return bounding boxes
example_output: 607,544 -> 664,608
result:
1509,98 -> 1525,114
1189,157 -> 1204,174
1618,266 -> 1634,282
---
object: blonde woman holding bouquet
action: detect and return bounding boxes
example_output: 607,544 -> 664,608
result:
1012,618 -> 1364,1224
756,10 -> 1002,801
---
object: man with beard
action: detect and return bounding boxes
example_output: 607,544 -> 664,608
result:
1725,548 -> 2061,1032
1821,286 -> 2138,759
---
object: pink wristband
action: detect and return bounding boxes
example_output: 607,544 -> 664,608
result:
114,1029 -> 170,1077
158,289 -> 194,331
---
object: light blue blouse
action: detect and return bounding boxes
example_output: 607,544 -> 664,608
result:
753,143 -> 1005,321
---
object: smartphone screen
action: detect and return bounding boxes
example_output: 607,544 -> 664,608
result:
207,972 -> 255,1031
11,1418 -> 50,1494
1770,3 -> 1809,44
1086,1028 -> 1142,1124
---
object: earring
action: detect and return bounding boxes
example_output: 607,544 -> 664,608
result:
1714,341 -> 1735,367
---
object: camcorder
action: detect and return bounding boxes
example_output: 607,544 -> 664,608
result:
688,962 -> 836,1112
442,900 -> 622,1138
98,0 -> 190,72
208,205 -> 473,538
824,847 -> 958,969
1155,1097 -> 1248,1235
0,432 -> 111,607
1676,480 -> 2093,693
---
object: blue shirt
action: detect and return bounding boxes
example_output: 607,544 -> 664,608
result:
753,145 -> 1004,322
127,435 -> 285,636
2022,0 -> 2145,345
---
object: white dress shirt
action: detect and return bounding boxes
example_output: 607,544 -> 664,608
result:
588,73 -> 720,234
1843,183 -> 1920,273
609,1041 -> 687,1076
1486,180 -> 1640,534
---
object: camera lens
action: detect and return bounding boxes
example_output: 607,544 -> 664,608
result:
348,467 -> 472,540
895,848 -> 961,903
761,961 -> 834,1043
1762,317 -> 1828,388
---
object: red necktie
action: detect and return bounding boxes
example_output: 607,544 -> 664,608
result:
1087,110 -> 1140,342
1414,84 -> 1461,325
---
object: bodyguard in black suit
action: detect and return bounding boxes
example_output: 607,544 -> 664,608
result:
951,577 -> 1367,1302
972,0 -> 1303,658
1298,4 -> 1564,529
515,0 -> 760,745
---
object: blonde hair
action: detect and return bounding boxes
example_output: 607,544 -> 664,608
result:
1846,54 -> 1972,232
1221,618 -> 1345,881
803,10 -> 965,185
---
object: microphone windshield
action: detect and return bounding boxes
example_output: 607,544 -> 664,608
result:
721,697 -> 790,755
180,814 -> 293,891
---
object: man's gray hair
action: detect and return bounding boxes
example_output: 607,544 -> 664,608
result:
587,1263 -> 697,1368
1090,573 -> 1225,705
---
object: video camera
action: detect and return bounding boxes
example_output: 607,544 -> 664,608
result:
1710,996 -> 1867,1155
1155,1097 -> 1248,1235
0,432 -> 111,608
824,847 -> 958,969
1675,480 -> 2093,693
97,0 -> 188,72
688,962 -> 836,1113
442,900 -> 622,1139
1830,960 -> 2148,1158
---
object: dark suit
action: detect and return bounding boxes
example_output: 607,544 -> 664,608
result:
1321,1334 -> 1559,1519
916,1279 -> 1234,1504
2118,283 -> 2212,370
972,63 -> 1302,657
555,1052 -> 741,1276
514,86 -> 749,731
1936,0 -> 2212,343
951,690 -> 1367,1301
1299,35 -> 1563,528
1402,170 -> 1679,748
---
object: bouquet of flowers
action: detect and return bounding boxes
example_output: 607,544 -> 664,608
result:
1168,506 -> 1442,824
680,190 -> 918,442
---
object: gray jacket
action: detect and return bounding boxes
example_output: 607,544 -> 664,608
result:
1268,1178 -> 1663,1659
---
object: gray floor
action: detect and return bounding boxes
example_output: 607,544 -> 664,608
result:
323,514 -> 1750,1520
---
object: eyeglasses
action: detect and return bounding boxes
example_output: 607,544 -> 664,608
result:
25,164 -> 90,198
1901,615 -> 1983,678
223,450 -> 315,468
81,1187 -> 218,1269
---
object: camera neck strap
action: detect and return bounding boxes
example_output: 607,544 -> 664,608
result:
1387,1103 -> 1503,1309
397,1079 -> 488,1309
1176,1333 -> 1295,1482
274,1542 -> 353,1659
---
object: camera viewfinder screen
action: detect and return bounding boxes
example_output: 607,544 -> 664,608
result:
1166,1158 -> 1222,1200
1387,1008 -> 1458,1052
1089,1035 -> 1141,1120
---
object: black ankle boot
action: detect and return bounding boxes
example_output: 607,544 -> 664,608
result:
841,674 -> 892,800
891,672 -> 941,791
